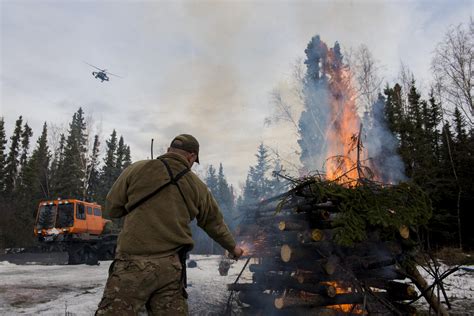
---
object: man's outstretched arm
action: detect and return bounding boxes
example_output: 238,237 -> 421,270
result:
196,191 -> 243,259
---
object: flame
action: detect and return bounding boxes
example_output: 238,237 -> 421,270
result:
238,240 -> 253,256
322,281 -> 366,314
323,54 -> 362,185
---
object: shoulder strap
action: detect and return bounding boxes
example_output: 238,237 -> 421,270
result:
126,158 -> 190,214
160,159 -> 193,217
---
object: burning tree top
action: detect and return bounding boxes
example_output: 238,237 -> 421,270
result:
297,35 -> 405,184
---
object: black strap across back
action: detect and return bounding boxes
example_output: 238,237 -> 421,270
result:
126,158 -> 190,214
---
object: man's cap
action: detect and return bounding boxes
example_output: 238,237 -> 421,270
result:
170,134 -> 200,163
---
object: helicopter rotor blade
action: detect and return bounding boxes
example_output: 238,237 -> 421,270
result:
104,71 -> 122,78
83,61 -> 104,72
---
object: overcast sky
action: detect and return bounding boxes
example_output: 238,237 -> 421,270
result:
1,0 -> 472,189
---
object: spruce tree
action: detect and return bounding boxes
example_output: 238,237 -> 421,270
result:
205,165 -> 218,195
19,123 -> 33,171
298,35 -> 330,171
57,108 -> 88,198
4,116 -> 23,195
50,134 -> 66,197
18,122 -> 50,198
0,118 -> 7,193
217,163 -> 234,213
98,129 -> 118,205
252,143 -> 271,198
122,145 -> 132,169
241,168 -> 257,206
16,122 -> 50,244
16,122 -> 33,192
115,136 -> 130,176
85,135 -> 100,201
241,143 -> 272,207
424,91 -> 442,161
453,107 -> 468,144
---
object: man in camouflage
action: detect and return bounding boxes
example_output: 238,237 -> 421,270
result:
96,134 -> 243,315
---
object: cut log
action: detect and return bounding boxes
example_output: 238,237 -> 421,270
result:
366,279 -> 417,297
297,229 -> 334,243
270,307 -> 337,316
278,220 -> 309,231
251,273 -> 338,297
274,292 -> 364,309
399,225 -> 410,239
280,244 -> 323,262
238,290 -> 275,307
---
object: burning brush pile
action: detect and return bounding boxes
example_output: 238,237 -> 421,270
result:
230,176 -> 437,315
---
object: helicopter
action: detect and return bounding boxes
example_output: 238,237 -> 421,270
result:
84,62 -> 122,82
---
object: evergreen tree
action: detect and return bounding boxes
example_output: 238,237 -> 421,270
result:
268,153 -> 287,194
8,123 -> 49,246
16,122 -> 33,191
115,136 -> 130,176
4,116 -> 23,195
241,143 -> 272,207
252,143 -> 271,198
85,135 -> 100,201
50,134 -> 66,197
98,129 -> 118,205
18,122 -> 50,198
423,91 -> 442,161
122,145 -> 132,169
217,163 -> 234,214
241,167 -> 257,206
298,35 -> 330,171
453,107 -> 468,144
19,123 -> 33,172
205,164 -> 218,195
0,118 -> 7,193
55,108 -> 88,198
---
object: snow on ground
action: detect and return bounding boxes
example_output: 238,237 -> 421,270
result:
411,264 -> 474,314
0,255 -> 251,316
1,255 -> 473,315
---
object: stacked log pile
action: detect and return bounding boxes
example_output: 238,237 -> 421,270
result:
229,177 -> 443,315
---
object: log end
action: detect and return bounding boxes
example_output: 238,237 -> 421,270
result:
321,210 -> 330,220
281,244 -> 292,262
274,297 -> 284,309
278,221 -> 286,231
311,229 -> 324,241
326,285 -> 337,298
399,225 -> 410,239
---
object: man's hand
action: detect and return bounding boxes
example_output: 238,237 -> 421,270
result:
228,246 -> 244,260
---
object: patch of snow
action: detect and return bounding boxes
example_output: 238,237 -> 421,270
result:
2,257 -> 471,315
0,255 -> 252,315
408,264 -> 474,314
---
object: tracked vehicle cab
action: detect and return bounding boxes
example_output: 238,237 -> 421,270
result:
34,199 -> 108,241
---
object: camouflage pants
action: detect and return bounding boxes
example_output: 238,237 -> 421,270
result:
96,253 -> 187,316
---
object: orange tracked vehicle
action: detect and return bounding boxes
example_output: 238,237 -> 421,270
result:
34,199 -> 117,265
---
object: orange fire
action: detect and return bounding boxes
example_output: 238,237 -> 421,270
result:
323,51 -> 363,185
322,281 -> 366,314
